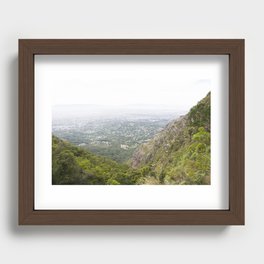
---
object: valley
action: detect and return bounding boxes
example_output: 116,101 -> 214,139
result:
53,107 -> 180,163
52,93 -> 211,185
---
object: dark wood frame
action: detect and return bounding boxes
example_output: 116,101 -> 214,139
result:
19,39 -> 244,225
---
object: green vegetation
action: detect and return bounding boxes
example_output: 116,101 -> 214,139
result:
131,92 -> 211,185
52,135 -> 142,185
52,92 -> 211,185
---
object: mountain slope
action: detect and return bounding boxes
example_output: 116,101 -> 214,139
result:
52,135 -> 141,185
130,92 -> 211,185
52,92 -> 211,185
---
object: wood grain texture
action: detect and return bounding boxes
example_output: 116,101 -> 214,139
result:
18,39 -> 244,225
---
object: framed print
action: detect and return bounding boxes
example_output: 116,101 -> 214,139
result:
19,39 -> 244,225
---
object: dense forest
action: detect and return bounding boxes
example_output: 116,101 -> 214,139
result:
52,135 -> 142,184
52,92 -> 210,185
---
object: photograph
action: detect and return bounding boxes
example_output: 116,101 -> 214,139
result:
51,57 -> 211,185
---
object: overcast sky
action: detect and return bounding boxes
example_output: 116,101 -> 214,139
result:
35,55 -> 222,113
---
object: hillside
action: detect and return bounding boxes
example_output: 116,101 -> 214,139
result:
52,135 -> 142,185
130,92 -> 211,185
52,92 -> 210,185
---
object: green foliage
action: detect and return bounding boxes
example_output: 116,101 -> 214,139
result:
106,179 -> 120,185
131,92 -> 211,185
164,127 -> 210,184
52,136 -> 142,185
52,149 -> 82,184
52,92 -> 211,185
188,92 -> 211,132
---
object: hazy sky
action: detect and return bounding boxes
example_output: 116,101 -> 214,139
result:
35,55 -> 222,112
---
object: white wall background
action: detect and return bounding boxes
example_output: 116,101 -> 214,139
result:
0,0 -> 261,263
